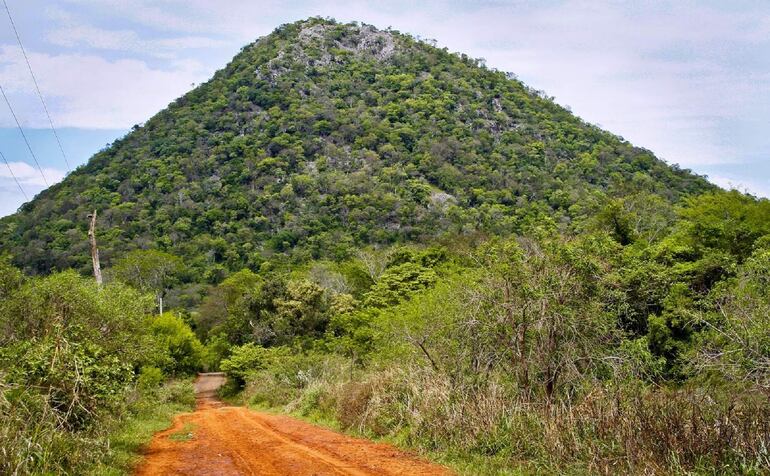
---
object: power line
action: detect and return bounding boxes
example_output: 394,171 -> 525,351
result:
2,0 -> 70,171
0,83 -> 49,187
0,149 -> 28,200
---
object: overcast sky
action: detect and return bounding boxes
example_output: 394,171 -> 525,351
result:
0,0 -> 768,216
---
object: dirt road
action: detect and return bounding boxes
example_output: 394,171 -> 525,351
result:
135,373 -> 452,475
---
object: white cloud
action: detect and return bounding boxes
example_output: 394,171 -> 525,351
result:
0,45 -> 207,129
0,161 -> 66,216
709,174 -> 770,199
0,160 -> 65,186
47,24 -> 227,59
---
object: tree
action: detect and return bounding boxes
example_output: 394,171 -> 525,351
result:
111,249 -> 184,313
149,312 -> 204,375
469,236 -> 614,399
679,190 -> 770,261
690,248 -> 770,395
196,268 -> 261,339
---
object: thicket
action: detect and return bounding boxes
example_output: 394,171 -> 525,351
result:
211,190 -> 770,475
0,259 -> 201,475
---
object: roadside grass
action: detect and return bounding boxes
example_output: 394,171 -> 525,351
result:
226,378 -> 498,475
239,398 -> 508,476
88,379 -> 195,475
225,364 -> 770,476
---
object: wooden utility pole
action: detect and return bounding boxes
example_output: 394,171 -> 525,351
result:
87,210 -> 103,286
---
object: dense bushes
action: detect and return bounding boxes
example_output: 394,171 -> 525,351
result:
0,263 -> 200,474
213,190 -> 770,475
0,271 -> 153,431
149,313 -> 204,375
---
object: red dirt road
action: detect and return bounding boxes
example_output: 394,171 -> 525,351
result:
134,373 -> 452,475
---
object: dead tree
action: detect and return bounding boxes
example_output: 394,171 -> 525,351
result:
87,210 -> 103,286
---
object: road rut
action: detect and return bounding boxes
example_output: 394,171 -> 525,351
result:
135,373 -> 451,475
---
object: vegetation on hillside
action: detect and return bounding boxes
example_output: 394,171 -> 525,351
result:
216,190 -> 770,474
1,18 -> 709,282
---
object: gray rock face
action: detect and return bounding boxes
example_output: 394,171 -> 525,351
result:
258,23 -> 397,83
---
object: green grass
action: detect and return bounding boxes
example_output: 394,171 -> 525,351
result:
88,380 -> 195,475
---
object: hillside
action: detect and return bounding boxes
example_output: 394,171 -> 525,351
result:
0,17 -> 710,277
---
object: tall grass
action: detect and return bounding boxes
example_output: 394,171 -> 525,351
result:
0,380 -> 194,476
239,362 -> 770,475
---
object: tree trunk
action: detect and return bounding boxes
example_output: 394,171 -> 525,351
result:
87,210 -> 103,286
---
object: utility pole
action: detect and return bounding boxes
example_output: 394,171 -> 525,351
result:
87,210 -> 103,286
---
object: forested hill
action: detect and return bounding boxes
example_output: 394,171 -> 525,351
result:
0,17 -> 711,277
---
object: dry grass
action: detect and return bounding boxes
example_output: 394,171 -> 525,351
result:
243,362 -> 770,475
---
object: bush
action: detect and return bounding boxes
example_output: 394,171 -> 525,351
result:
149,312 -> 204,375
0,266 -> 199,475
220,343 -> 283,387
203,333 -> 231,371
138,366 -> 164,389
0,271 -> 153,430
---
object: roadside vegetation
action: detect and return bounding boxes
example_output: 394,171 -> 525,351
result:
0,264 -> 199,475
212,190 -> 770,475
4,188 -> 768,475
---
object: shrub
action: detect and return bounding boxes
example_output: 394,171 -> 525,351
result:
138,366 -> 164,389
221,343 -> 287,387
149,312 -> 204,375
0,271 -> 153,430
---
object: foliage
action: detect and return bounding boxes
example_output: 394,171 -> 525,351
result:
202,333 -> 232,371
691,248 -> 770,394
148,313 -> 205,376
0,262 -> 198,475
364,262 -> 437,307
220,343 -> 289,387
679,190 -> 770,261
0,18 -> 711,280
110,249 -> 184,312
0,271 -> 154,429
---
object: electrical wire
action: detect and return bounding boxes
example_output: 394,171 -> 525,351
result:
0,83 -> 49,187
0,149 -> 28,200
2,0 -> 70,171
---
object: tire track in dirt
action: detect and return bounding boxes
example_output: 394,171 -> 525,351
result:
135,373 -> 452,475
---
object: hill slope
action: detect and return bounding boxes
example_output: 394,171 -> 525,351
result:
0,18 -> 711,277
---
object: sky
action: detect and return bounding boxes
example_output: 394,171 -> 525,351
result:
0,0 -> 768,217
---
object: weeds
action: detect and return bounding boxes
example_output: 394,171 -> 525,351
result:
238,362 -> 770,475
168,423 -> 197,442
0,379 -> 194,476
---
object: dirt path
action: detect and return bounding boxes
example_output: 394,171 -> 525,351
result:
135,373 -> 452,475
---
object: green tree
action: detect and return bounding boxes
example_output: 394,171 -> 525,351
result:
690,248 -> 770,395
111,249 -> 184,313
149,312 -> 204,375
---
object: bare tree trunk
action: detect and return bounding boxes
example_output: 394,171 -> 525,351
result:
87,210 -> 103,286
